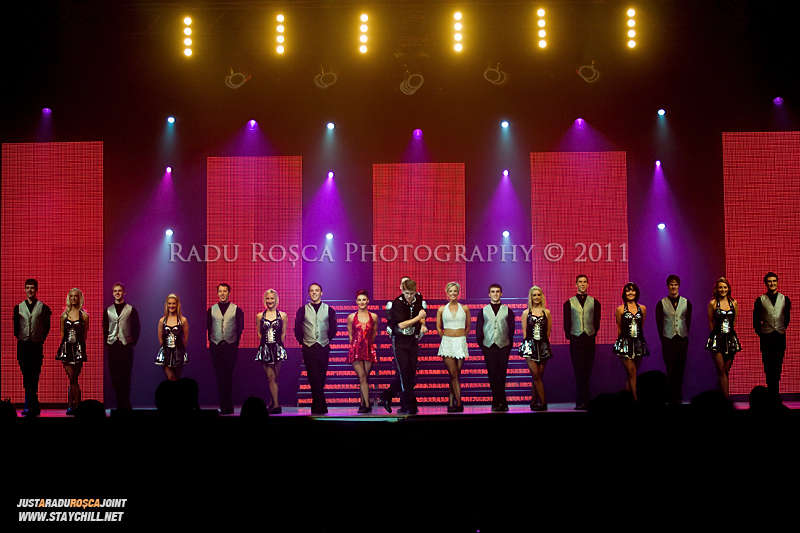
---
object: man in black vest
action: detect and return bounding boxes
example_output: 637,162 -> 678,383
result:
294,283 -> 337,414
207,283 -> 244,414
655,275 -> 692,406
380,278 -> 427,415
476,283 -> 515,412
13,279 -> 52,416
103,283 -> 141,410
753,272 -> 791,395
563,274 -> 601,410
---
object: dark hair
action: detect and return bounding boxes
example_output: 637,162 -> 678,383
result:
217,283 -> 231,292
488,283 -> 503,293
666,275 -> 681,286
308,283 -> 322,291
764,272 -> 778,285
576,274 -> 588,283
622,282 -> 640,303
402,279 -> 417,292
25,279 -> 38,289
356,289 -> 369,299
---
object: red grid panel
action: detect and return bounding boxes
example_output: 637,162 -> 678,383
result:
723,132 -> 800,394
206,156 -> 303,348
530,152 -> 630,345
1,142 -> 104,403
372,163 -> 466,300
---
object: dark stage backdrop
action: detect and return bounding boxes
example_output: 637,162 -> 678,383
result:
531,151 -> 630,346
206,156 -> 303,349
1,142 -> 104,403
723,132 -> 800,395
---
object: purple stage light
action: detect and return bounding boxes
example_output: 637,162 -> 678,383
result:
325,232 -> 334,240
502,230 -> 510,237
773,97 -> 784,105
165,229 -> 174,236
327,171 -> 334,179
502,169 -> 509,177
575,118 -> 586,130
247,119 -> 257,130
657,223 -> 666,230
413,128 -> 423,139
166,166 -> 172,173
655,160 -> 661,167
42,108 -> 52,116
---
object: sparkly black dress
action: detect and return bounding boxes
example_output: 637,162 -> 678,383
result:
518,312 -> 552,363
56,316 -> 86,364
613,304 -> 650,359
155,318 -> 189,367
705,300 -> 741,361
255,312 -> 287,364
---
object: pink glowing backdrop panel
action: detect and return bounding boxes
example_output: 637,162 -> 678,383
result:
723,132 -> 800,394
530,152 -> 630,345
372,163 -> 466,301
206,156 -> 303,348
1,142 -> 104,403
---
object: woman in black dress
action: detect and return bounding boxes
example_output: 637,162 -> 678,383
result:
256,289 -> 287,414
156,293 -> 189,381
519,286 -> 552,410
705,277 -> 740,398
614,282 -> 649,401
56,288 -> 89,415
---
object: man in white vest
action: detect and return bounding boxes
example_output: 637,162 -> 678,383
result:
475,283 -> 515,411
563,274 -> 601,410
655,275 -> 692,406
753,272 -> 791,395
13,279 -> 52,416
207,283 -> 244,414
294,283 -> 338,414
103,282 -> 141,410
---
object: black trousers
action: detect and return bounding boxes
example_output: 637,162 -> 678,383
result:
209,341 -> 238,411
661,335 -> 689,405
760,331 -> 787,391
481,344 -> 511,407
569,334 -> 596,406
108,342 -> 135,409
302,343 -> 331,411
383,336 -> 419,411
17,340 -> 44,408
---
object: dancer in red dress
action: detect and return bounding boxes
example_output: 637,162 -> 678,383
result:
347,290 -> 378,413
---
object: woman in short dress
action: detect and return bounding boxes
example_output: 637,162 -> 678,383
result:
56,288 -> 89,415
347,290 -> 378,413
436,282 -> 471,412
705,277 -> 740,399
519,286 -> 552,411
256,289 -> 287,414
614,282 -> 649,401
156,293 -> 189,381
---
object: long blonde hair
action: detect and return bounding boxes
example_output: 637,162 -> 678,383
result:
162,293 -> 184,321
62,288 -> 88,320
527,286 -> 547,312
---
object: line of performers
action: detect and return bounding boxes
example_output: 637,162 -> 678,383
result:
12,271 -> 790,416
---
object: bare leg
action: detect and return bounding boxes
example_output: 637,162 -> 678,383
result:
63,363 -> 82,409
621,357 -> 639,401
263,362 -> 282,408
444,357 -> 464,406
353,361 -> 373,408
527,359 -> 547,406
713,352 -> 731,398
163,366 -> 178,381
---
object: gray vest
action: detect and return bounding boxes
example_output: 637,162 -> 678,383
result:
302,302 -> 330,347
569,296 -> 596,337
209,303 -> 239,344
661,297 -> 689,338
482,305 -> 511,348
18,300 -> 46,343
760,293 -> 786,334
106,303 -> 134,345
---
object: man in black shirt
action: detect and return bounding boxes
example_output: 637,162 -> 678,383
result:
655,275 -> 692,406
563,274 -> 601,410
294,283 -> 337,414
475,283 -> 515,411
753,272 -> 791,395
207,283 -> 245,415
380,278 -> 427,414
13,279 -> 52,416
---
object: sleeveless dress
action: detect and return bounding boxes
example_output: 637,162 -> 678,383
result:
705,300 -> 741,361
255,312 -> 287,364
155,318 -> 189,367
518,311 -> 552,362
613,304 -> 650,359
56,315 -> 86,364
348,313 -> 378,363
438,303 -> 469,359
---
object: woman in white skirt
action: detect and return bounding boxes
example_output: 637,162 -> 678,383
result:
437,282 -> 471,412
